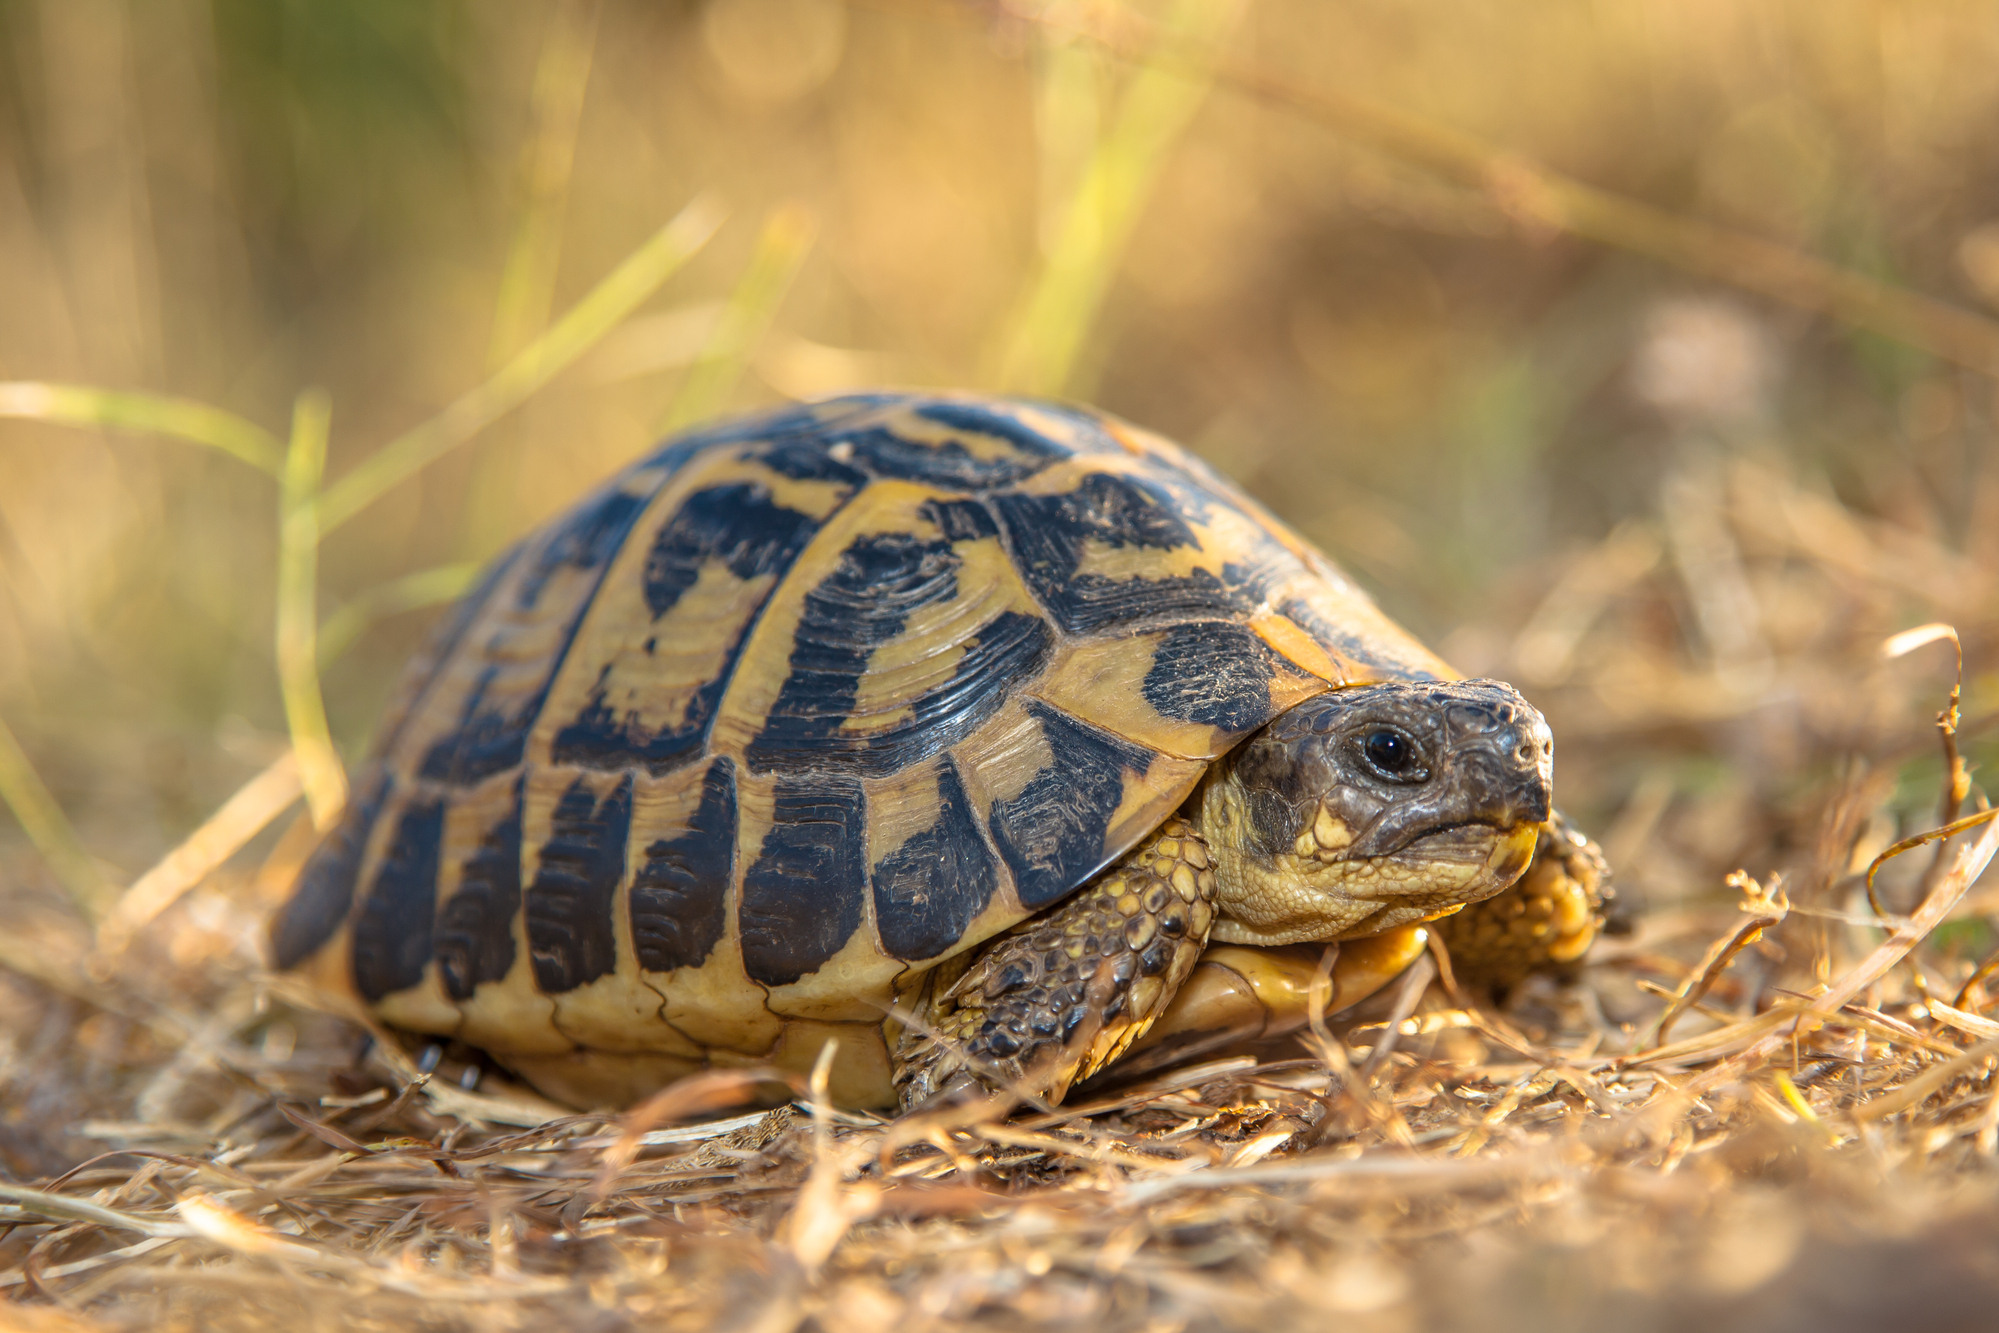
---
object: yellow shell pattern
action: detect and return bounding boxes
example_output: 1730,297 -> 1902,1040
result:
271,394 -> 1453,1102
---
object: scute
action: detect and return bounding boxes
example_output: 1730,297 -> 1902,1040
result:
434,775 -> 525,1000
738,774 -> 869,987
524,773 -> 633,994
420,485 -> 656,788
987,701 -> 1161,908
628,756 -> 736,973
351,796 -> 446,1001
871,757 -> 999,961
278,391 -> 1457,1102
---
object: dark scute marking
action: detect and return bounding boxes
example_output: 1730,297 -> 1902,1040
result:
1025,553 -> 1259,635
745,532 -> 956,768
872,759 -> 999,961
630,757 -> 737,972
835,420 -> 1058,490
640,483 -> 821,618
1141,619 -> 1281,734
919,496 -> 999,543
434,778 -> 524,1001
758,438 -> 870,487
749,596 -> 1053,778
419,487 -> 658,788
1275,595 -> 1441,684
904,609 -> 1055,752
995,472 -> 1266,634
351,798 -> 446,1002
525,775 -> 634,994
987,702 -> 1158,909
551,484 -> 827,776
416,666 -> 517,786
740,777 -> 867,986
271,779 -> 388,970
1006,471 -> 1197,555
514,488 -> 647,609
916,400 -> 1083,458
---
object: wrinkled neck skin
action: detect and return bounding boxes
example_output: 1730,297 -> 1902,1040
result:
1195,680 -> 1553,946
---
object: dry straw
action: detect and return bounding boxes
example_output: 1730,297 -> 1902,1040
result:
5,6 -> 1999,1329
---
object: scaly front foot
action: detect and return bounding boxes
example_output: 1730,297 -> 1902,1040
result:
893,819 -> 1217,1109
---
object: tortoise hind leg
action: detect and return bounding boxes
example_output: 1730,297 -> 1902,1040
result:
892,818 -> 1216,1109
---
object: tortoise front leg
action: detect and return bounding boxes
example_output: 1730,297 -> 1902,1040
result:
892,818 -> 1217,1109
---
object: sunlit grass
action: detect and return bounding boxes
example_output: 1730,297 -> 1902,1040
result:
487,0 -> 603,370
275,390 -> 344,827
994,0 -> 1247,397
659,202 -> 817,433
0,383 -> 284,476
0,193 -> 726,855
0,709 -> 108,916
318,194 -> 727,534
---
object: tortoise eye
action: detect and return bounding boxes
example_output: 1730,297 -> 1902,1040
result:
1362,729 -> 1417,777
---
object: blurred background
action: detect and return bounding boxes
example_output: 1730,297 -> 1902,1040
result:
0,0 -> 1996,970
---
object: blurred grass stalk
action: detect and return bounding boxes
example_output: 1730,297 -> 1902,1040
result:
0,708 -> 109,916
488,0 -> 602,369
278,390 -> 347,828
994,0 -> 1247,398
659,203 -> 816,433
0,382 -> 282,475
317,194 -> 726,533
0,196 -> 725,892
1028,2 -> 1999,380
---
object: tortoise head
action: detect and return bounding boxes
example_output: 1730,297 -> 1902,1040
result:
1196,679 -> 1552,946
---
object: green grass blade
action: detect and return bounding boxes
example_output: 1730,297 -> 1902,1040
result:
317,193 -> 727,535
658,202 -> 816,434
277,390 -> 348,828
992,0 -> 1246,398
0,382 -> 284,476
0,708 -> 111,917
488,0 -> 601,369
317,560 -> 484,666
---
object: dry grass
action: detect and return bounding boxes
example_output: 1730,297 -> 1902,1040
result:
2,485 -> 1995,1330
4,0 -> 1999,1327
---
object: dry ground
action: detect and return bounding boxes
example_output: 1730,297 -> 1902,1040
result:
4,2 -> 1999,1328
2,519 -> 1996,1330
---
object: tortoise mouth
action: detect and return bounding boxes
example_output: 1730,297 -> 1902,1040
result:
1374,817 -> 1533,862
1364,821 -> 1539,896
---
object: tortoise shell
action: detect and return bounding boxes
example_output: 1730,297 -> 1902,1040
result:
273,393 -> 1453,1096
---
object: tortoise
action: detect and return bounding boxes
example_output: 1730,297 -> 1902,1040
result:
272,393 -> 1606,1111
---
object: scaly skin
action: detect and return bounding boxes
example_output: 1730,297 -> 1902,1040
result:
893,679 -> 1565,1109
893,818 -> 1217,1108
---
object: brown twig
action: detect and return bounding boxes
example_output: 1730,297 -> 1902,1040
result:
1648,871 -> 1789,1050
